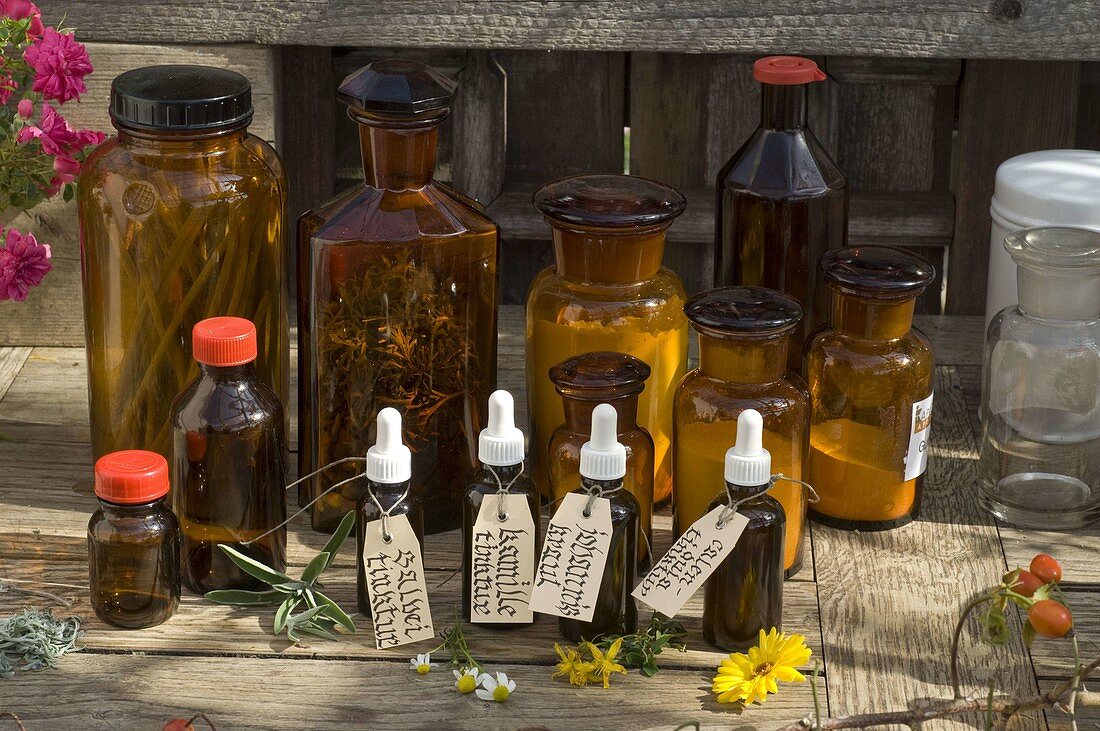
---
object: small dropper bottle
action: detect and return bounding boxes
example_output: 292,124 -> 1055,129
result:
356,408 -> 425,615
702,409 -> 785,650
462,390 -> 541,625
559,403 -> 640,643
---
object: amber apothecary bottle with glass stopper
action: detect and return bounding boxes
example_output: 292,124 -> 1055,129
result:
526,175 -> 688,508
356,408 -> 425,615
714,56 -> 847,371
673,287 -> 809,576
88,450 -> 181,629
807,246 -> 935,529
170,317 -> 287,594
298,60 -> 499,534
703,410 -> 785,651
559,403 -> 640,643
461,390 -> 540,625
547,352 -> 654,572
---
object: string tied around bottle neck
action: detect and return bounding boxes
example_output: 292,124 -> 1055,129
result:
487,463 -> 525,522
716,474 -> 820,530
368,482 -> 412,544
772,473 -> 820,504
582,482 -> 623,519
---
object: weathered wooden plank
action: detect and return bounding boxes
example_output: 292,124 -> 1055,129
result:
278,46 -> 335,232
0,652 -> 823,730
812,366 -> 1039,727
37,1 -> 1100,60
1001,525 -> 1100,588
947,60 -> 1079,315
0,347 -> 31,403
452,51 -> 507,205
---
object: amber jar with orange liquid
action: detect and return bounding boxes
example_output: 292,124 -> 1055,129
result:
807,247 -> 935,530
526,175 -> 688,508
673,287 -> 809,576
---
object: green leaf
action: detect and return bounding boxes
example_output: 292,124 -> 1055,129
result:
321,511 -> 356,571
296,623 -> 338,641
312,590 -> 356,633
271,580 -> 309,593
204,589 -> 283,606
218,545 -> 293,586
274,595 -> 297,635
287,605 -> 328,627
641,663 -> 659,678
300,552 -> 331,585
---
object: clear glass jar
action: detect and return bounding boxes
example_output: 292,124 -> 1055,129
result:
87,450 -> 181,629
673,287 -> 809,576
527,175 -> 688,507
714,56 -> 847,372
547,352 -> 654,571
979,227 -> 1100,528
170,317 -> 287,593
78,65 -> 289,460
298,60 -> 499,534
807,247 -> 935,529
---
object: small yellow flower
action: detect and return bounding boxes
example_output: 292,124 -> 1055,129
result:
476,671 -> 516,702
552,643 -> 594,687
712,628 -> 811,706
409,652 -> 436,675
582,638 -> 628,689
454,667 -> 478,693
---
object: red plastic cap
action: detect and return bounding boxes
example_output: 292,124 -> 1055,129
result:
94,450 -> 170,504
754,56 -> 826,85
192,316 -> 257,367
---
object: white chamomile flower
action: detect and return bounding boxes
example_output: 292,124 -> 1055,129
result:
476,671 -> 516,703
454,667 -> 478,694
409,653 -> 436,674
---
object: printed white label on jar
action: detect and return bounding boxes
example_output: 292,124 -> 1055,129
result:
470,494 -> 536,624
904,392 -> 934,482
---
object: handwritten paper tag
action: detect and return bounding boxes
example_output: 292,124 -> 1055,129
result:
529,492 -> 611,622
632,506 -> 749,618
361,513 -> 434,649
470,494 -> 536,623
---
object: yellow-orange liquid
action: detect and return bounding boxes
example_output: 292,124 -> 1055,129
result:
528,316 -> 687,505
675,420 -> 805,572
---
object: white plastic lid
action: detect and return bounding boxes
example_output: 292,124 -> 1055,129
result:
366,407 -> 412,484
725,409 -> 772,487
579,403 -> 626,481
991,150 -> 1100,230
479,390 -> 525,466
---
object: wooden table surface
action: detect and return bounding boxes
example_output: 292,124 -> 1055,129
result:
1,307 -> 1095,730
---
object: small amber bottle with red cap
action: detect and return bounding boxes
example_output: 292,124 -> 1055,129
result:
170,317 -> 288,593
714,56 -> 847,372
88,450 -> 181,628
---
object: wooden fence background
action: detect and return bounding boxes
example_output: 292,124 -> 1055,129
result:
4,1 -> 1100,346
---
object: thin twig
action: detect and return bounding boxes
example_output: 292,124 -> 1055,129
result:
0,711 -> 27,730
950,595 -> 989,698
0,580 -> 73,607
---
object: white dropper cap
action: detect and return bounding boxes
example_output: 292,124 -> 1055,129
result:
366,407 -> 412,484
579,403 -> 627,481
724,409 -> 771,487
479,390 -> 525,466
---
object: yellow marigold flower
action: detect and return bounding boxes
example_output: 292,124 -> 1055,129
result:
712,628 -> 811,705
552,643 -> 594,687
583,638 -> 628,689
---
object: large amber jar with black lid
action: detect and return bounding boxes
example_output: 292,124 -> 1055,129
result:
673,286 -> 809,576
298,60 -> 499,534
714,56 -> 847,372
79,65 -> 289,460
527,175 -> 688,508
547,352 -> 654,571
807,246 -> 935,529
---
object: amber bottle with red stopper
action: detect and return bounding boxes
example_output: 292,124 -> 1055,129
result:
88,450 -> 181,628
170,316 -> 288,593
714,56 -> 847,372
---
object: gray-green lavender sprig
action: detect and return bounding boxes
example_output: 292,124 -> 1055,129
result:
0,608 -> 83,677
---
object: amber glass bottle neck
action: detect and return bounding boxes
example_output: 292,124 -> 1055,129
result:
551,226 -> 667,285
724,482 -> 771,502
561,395 -> 640,431
698,333 -> 788,383
98,498 -> 165,515
831,291 -> 916,340
357,117 -> 439,191
761,84 -> 807,130
199,362 -> 255,381
483,463 -> 524,481
117,125 -> 247,152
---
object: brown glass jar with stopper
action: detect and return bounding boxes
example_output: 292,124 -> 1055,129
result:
547,352 -> 654,572
807,246 -> 935,529
673,287 -> 809,576
714,56 -> 847,371
298,60 -> 499,533
526,175 -> 688,508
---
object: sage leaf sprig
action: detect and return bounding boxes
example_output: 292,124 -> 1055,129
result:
205,511 -> 357,644
597,614 -> 688,677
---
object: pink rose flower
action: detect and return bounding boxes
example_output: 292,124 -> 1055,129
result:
52,154 -> 79,183
23,28 -> 92,103
16,98 -> 32,118
0,228 -> 52,302
17,102 -> 104,157
0,72 -> 14,106
1,0 -> 43,39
